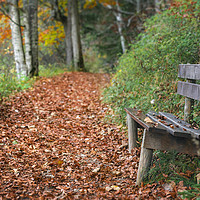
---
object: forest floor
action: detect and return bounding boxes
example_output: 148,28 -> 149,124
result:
0,72 -> 185,199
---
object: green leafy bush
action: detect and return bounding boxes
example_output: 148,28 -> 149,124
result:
0,64 -> 66,102
148,151 -> 200,184
103,0 -> 200,124
103,0 -> 200,193
39,64 -> 67,77
0,70 -> 35,101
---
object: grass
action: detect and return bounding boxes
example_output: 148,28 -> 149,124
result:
0,64 -> 67,101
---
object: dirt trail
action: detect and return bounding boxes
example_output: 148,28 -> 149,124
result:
0,72 -> 179,199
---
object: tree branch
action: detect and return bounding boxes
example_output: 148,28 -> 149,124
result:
100,3 -> 135,15
0,3 -> 25,27
50,0 -> 67,23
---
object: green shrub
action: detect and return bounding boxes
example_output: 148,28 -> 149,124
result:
39,64 -> 67,77
103,0 -> 200,124
0,64 -> 67,102
103,0 -> 200,193
147,151 -> 200,185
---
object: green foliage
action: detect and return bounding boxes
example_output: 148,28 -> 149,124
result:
83,35 -> 112,73
103,0 -> 200,124
39,64 -> 67,77
103,0 -> 200,193
147,151 -> 200,184
0,64 -> 67,102
147,151 -> 200,199
179,185 -> 200,200
80,2 -> 126,66
0,72 -> 34,100
84,47 -> 105,73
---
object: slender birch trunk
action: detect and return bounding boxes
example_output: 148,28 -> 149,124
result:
9,0 -> 27,79
137,0 -> 141,13
23,0 -> 32,75
155,0 -> 161,13
115,0 -> 126,54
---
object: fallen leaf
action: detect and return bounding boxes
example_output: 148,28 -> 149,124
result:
144,117 -> 154,123
105,186 -> 112,191
112,170 -> 121,175
111,185 -> 121,191
92,167 -> 100,173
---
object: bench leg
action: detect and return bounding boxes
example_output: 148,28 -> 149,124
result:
136,129 -> 153,186
127,114 -> 138,152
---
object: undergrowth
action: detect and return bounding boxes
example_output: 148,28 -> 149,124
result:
0,64 -> 67,102
147,151 -> 200,199
103,0 -> 200,197
103,0 -> 200,124
148,151 -> 200,184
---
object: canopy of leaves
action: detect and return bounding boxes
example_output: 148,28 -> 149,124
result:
103,0 -> 200,124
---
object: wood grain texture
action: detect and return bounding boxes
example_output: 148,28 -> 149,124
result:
147,111 -> 192,138
177,81 -> 200,100
136,129 -> 153,186
127,114 -> 138,152
178,64 -> 200,80
159,112 -> 200,140
184,96 -> 194,123
125,108 -> 166,134
143,131 -> 200,156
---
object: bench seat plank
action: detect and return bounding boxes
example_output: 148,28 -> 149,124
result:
125,108 -> 166,133
159,112 -> 200,140
147,111 -> 192,138
177,81 -> 200,101
143,130 -> 200,156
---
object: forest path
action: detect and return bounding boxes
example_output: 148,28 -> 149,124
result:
0,72 -> 170,199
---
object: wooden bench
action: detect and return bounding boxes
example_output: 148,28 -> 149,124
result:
125,64 -> 200,186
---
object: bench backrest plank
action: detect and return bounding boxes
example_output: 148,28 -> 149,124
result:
178,64 -> 200,80
178,64 -> 200,122
177,81 -> 200,101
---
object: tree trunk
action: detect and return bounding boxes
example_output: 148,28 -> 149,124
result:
66,0 -> 73,67
52,0 -> 74,69
29,0 -> 39,77
70,0 -> 85,71
155,0 -> 161,13
23,0 -> 32,75
115,0 -> 126,54
136,0 -> 141,13
9,0 -> 27,79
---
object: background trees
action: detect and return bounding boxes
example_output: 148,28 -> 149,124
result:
0,0 -> 171,77
2,0 -> 38,79
103,0 -> 200,123
51,0 -> 85,71
9,0 -> 27,79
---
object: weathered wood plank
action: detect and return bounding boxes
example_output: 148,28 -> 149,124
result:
125,108 -> 166,134
147,111 -> 192,138
136,129 -> 153,186
159,112 -> 200,140
177,81 -> 200,100
127,114 -> 138,152
178,64 -> 200,80
143,131 -> 200,156
184,96 -> 194,123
